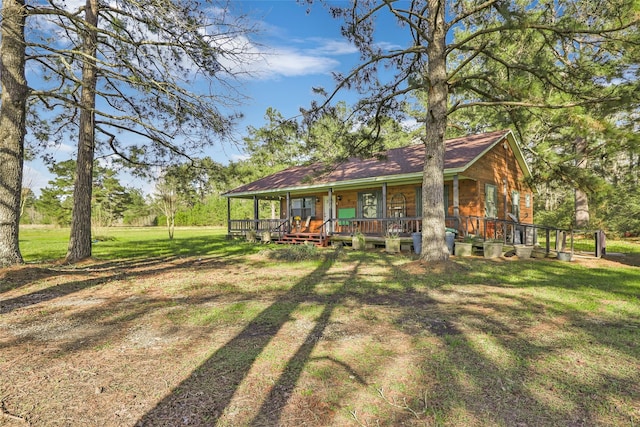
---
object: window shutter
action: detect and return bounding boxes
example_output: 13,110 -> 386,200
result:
485,184 -> 497,217
512,191 -> 520,221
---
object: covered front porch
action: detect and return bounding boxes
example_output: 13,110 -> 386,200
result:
226,178 -> 468,237
227,214 -> 536,249
227,214 -> 606,260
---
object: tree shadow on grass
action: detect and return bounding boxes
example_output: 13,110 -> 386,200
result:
6,249 -> 637,426
91,234 -> 258,260
138,255 -> 640,425
136,256 -> 371,426
0,255 -> 242,314
601,252 -> 640,268
383,259 -> 640,426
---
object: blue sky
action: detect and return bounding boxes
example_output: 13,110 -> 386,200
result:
222,1 -> 363,160
24,1 -> 407,194
224,1 -> 407,158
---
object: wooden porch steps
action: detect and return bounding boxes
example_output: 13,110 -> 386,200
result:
277,232 -> 329,247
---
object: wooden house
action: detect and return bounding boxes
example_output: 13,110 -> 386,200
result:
224,129 -> 534,246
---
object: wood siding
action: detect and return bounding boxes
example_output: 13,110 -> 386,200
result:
463,140 -> 533,223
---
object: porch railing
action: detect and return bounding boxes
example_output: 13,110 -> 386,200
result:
331,216 -> 461,236
332,217 -> 421,236
228,216 -> 605,257
229,219 -> 288,237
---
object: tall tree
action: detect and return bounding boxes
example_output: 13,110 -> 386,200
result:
18,0 -> 254,262
66,0 -> 99,262
306,0 -> 638,261
0,0 -> 28,265
122,189 -> 153,226
92,167 -> 131,228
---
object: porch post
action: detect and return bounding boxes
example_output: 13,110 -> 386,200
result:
453,175 -> 460,218
328,188 -> 333,234
227,197 -> 231,236
253,196 -> 259,231
382,183 -> 387,218
286,192 -> 291,232
503,178 -> 508,220
286,193 -> 290,219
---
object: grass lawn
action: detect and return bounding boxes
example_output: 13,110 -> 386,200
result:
1,227 -> 639,426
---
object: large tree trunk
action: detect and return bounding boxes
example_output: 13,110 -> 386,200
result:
420,0 -> 450,262
66,0 -> 98,263
574,137 -> 589,228
0,0 -> 27,266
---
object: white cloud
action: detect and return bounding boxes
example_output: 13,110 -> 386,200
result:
214,30 -> 345,81
263,47 -> 340,77
23,164 -> 51,196
52,142 -> 75,153
308,38 -> 358,56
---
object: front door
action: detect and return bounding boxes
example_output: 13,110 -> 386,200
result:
323,196 -> 336,233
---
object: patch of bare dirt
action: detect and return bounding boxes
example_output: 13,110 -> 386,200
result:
402,259 -> 472,275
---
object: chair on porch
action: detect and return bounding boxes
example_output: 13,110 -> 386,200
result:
300,216 -> 312,232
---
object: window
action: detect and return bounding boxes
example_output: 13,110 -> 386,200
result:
511,191 -> 520,221
358,191 -> 382,218
291,197 -> 316,219
485,184 -> 498,218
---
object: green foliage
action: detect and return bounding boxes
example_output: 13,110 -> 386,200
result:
92,167 -> 132,227
175,198 -> 224,226
122,189 -> 154,226
36,160 -> 77,226
33,160 -> 144,227
534,192 -> 575,229
263,244 -> 322,262
19,188 -> 39,225
242,107 -> 303,175
601,182 -> 640,237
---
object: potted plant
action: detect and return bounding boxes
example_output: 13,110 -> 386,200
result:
514,245 -> 533,258
531,246 -> 547,258
352,230 -> 366,251
557,251 -> 572,261
385,230 -> 401,253
455,235 -> 474,257
246,230 -> 257,243
482,239 -> 504,259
